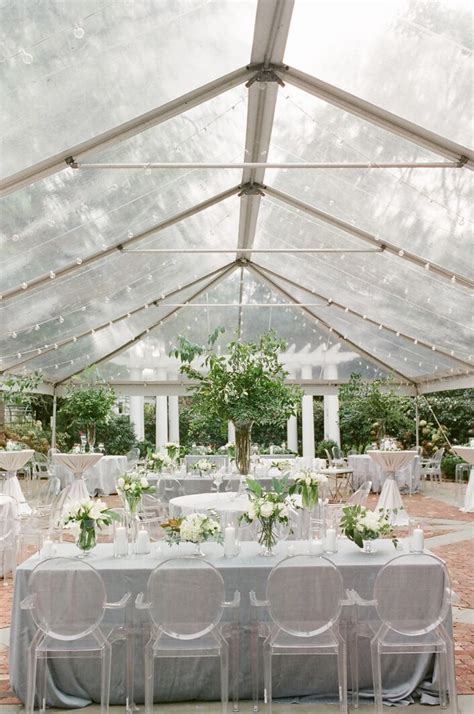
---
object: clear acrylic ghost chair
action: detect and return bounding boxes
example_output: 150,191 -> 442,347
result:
136,558 -> 240,714
420,448 -> 445,485
157,476 -> 184,502
21,557 -> 130,714
455,463 -> 470,507
250,554 -> 348,714
348,480 -> 372,507
349,553 -> 457,714
0,495 -> 18,585
126,448 -> 140,470
140,493 -> 169,519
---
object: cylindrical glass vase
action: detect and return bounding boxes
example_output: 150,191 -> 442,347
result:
235,424 -> 252,476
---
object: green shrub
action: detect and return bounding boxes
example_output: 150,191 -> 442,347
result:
316,439 -> 339,459
441,453 -> 464,480
96,415 -> 136,455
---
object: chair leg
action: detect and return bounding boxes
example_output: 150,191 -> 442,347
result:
144,642 -> 155,714
251,625 -> 260,712
438,651 -> 448,710
26,646 -> 37,714
230,624 -> 240,712
220,639 -> 229,714
445,643 -> 459,714
37,655 -> 48,714
337,640 -> 348,714
350,626 -> 359,709
263,643 -> 272,714
100,644 -> 112,714
370,639 -> 383,714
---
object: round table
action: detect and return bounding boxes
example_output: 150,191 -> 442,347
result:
169,491 -> 250,517
452,446 -> 474,513
0,450 -> 34,515
53,453 -> 103,505
55,455 -> 128,495
367,450 -> 417,525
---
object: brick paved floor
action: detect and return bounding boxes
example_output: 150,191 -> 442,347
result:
1,488 -> 472,705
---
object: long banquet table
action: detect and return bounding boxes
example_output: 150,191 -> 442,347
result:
10,540 -> 445,708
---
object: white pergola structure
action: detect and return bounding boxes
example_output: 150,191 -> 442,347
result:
1,0 -> 472,451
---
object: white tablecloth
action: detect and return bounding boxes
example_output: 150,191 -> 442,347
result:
367,451 -> 417,526
170,491 -> 250,517
53,453 -> 103,503
55,455 -> 127,496
453,447 -> 474,513
348,454 -> 420,493
0,450 -> 34,515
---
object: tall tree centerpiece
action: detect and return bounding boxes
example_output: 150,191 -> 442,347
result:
58,373 -> 116,450
173,329 -> 302,475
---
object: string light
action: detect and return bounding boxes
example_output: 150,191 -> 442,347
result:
73,23 -> 85,39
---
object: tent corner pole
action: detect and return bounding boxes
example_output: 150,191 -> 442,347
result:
51,390 -> 57,450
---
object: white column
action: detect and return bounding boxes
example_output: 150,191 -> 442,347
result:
155,370 -> 168,451
228,421 -> 236,444
323,363 -> 340,446
129,369 -> 144,441
287,416 -> 298,453
168,396 -> 180,444
301,365 -> 315,465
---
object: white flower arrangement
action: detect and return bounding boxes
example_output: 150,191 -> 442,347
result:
289,468 -> 328,510
161,511 -> 222,545
340,504 -> 397,549
270,459 -> 292,472
192,458 -> 216,474
117,469 -> 155,512
146,450 -> 173,472
62,499 -> 117,529
240,478 -> 291,552
164,442 -> 183,461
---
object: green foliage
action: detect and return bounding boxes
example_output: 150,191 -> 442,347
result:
143,402 -> 156,444
135,439 -> 155,458
2,372 -> 43,407
316,439 -> 339,459
441,453 -> 464,480
339,374 -> 413,448
173,330 -> 302,429
96,415 -> 136,455
58,381 -> 115,437
4,421 -> 50,454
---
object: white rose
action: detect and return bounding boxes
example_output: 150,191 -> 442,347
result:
260,501 -> 274,518
140,477 -> 149,488
305,476 -> 312,486
117,477 -> 125,489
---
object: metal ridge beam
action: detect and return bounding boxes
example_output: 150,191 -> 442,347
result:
0,263 -> 235,373
254,263 -> 473,369
265,185 -> 474,289
247,262 -> 416,384
0,186 -> 240,302
283,66 -> 474,169
52,264 -> 238,385
237,0 -> 294,260
0,66 -> 251,196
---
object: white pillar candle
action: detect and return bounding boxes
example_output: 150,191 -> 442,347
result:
135,529 -> 150,555
310,539 -> 324,556
114,526 -> 128,557
224,526 -> 236,557
287,544 -> 296,557
41,539 -> 54,558
324,528 -> 337,553
412,526 -> 424,552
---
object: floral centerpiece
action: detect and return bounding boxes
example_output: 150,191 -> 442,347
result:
340,504 -> 398,553
62,499 -> 118,556
192,458 -> 216,476
289,468 -> 328,510
161,511 -> 222,555
269,459 -> 293,474
2,440 -> 28,451
146,450 -> 173,473
117,469 -> 155,514
218,442 -> 236,460
164,442 -> 185,463
240,478 -> 292,556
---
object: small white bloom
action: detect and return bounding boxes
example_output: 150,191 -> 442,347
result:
140,477 -> 149,488
260,501 -> 274,518
305,476 -> 312,486
117,477 -> 125,489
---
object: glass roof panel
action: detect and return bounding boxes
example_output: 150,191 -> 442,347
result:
285,0 -> 473,145
0,0 -> 256,178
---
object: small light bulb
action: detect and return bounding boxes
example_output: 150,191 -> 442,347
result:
20,49 -> 33,64
73,23 -> 85,39
11,331 -> 17,338
451,275 -> 456,283
398,250 -> 404,257
49,271 -> 56,279
58,316 -> 64,323
34,324 -> 40,331
76,257 -> 83,265
17,353 -> 21,359
21,282 -> 28,289
11,234 -> 19,242
424,263 -> 430,270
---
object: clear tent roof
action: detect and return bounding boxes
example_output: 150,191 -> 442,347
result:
1,0 -> 473,394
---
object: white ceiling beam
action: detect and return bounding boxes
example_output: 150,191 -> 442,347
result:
0,67 -> 251,197
76,160 -> 460,170
237,0 -> 295,260
283,66 -> 474,169
52,263 -> 238,385
416,374 -> 474,394
0,186 -> 240,302
247,262 -> 416,384
254,263 -> 474,369
265,185 -> 474,290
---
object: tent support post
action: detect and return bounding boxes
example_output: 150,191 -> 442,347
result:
415,398 -> 420,452
51,391 -> 57,450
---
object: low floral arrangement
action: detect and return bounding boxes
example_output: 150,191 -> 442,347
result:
62,499 -> 119,554
1,440 -> 28,451
189,444 -> 213,455
339,504 -> 397,549
161,511 -> 222,546
289,468 -> 328,510
269,459 -> 293,474
192,458 -> 216,475
240,478 -> 292,555
218,442 -> 236,459
117,469 -> 155,513
164,442 -> 185,462
146,450 -> 173,472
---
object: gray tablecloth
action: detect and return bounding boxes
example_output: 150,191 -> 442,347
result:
10,540 -> 445,707
155,474 -> 296,499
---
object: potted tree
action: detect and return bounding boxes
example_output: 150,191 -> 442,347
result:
58,377 -> 116,451
173,329 -> 302,475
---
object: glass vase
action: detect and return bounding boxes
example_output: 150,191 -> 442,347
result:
258,519 -> 276,557
125,499 -> 141,555
362,538 -> 378,553
76,520 -> 97,557
235,424 -> 252,476
87,424 -> 96,452
192,542 -> 205,557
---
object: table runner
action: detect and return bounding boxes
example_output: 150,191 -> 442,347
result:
10,539 -> 446,708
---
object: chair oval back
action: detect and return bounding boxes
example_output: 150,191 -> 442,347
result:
266,554 -> 344,637
374,553 -> 451,636
348,480 -> 372,507
146,558 -> 225,639
28,558 -> 107,640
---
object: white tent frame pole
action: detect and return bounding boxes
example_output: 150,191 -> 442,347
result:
415,398 -> 420,451
265,185 -> 474,289
237,0 -> 294,261
247,263 -> 416,385
124,247 -> 380,254
54,263 -> 238,385
0,67 -> 251,196
254,263 -> 474,368
76,160 -> 461,170
237,266 -> 245,339
51,391 -> 57,450
0,263 -> 236,373
283,66 -> 473,169
416,374 -> 474,394
0,186 -> 240,302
